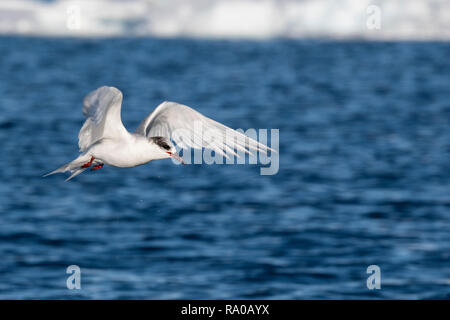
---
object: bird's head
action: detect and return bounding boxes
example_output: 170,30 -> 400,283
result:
148,136 -> 185,164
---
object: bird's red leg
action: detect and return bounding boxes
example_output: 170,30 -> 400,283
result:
81,156 -> 95,168
91,163 -> 104,171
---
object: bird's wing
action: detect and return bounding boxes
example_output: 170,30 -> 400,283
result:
135,101 -> 274,158
78,86 -> 129,152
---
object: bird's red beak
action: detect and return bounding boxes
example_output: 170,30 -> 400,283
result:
167,152 -> 185,165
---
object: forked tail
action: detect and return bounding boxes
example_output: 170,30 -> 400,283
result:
43,154 -> 92,181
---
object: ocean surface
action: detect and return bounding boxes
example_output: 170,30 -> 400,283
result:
0,37 -> 449,299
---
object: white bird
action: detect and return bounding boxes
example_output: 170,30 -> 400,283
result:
44,86 -> 273,181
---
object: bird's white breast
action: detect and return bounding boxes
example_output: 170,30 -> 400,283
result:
88,135 -> 160,168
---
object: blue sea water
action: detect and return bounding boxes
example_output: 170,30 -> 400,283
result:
0,37 -> 449,299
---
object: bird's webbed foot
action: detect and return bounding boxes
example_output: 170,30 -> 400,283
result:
81,156 -> 95,168
91,163 -> 104,171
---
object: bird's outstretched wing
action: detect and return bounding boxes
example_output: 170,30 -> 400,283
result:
78,86 -> 129,152
135,101 -> 274,158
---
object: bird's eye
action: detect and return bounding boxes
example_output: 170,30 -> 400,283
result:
162,143 -> 171,150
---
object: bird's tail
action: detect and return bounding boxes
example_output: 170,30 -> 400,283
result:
43,154 -> 91,181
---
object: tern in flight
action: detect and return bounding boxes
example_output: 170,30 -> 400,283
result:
44,86 -> 273,181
